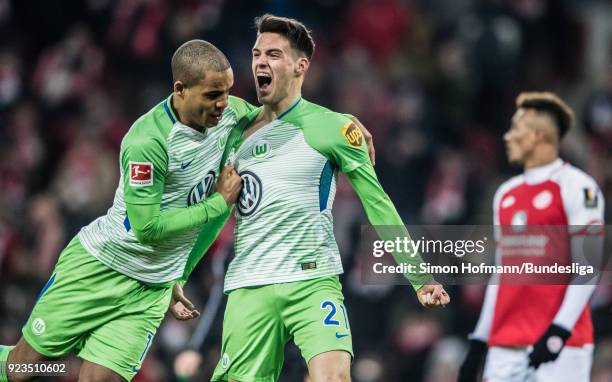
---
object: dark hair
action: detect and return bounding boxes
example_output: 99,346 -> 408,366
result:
516,92 -> 575,138
171,40 -> 230,87
254,14 -> 315,60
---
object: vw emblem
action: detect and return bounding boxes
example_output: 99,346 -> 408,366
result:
237,171 -> 263,216
32,318 -> 46,336
188,170 -> 216,206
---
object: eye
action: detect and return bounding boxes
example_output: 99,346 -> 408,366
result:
205,92 -> 222,100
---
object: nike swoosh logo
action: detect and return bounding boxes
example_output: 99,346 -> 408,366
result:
335,332 -> 349,339
180,160 -> 194,170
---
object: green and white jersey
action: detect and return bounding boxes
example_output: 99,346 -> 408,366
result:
78,95 -> 253,284
223,98 -> 371,291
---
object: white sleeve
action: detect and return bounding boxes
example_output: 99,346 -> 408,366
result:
552,284 -> 597,331
553,168 -> 605,330
560,169 -> 604,226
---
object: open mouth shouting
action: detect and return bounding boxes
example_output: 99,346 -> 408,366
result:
256,72 -> 272,94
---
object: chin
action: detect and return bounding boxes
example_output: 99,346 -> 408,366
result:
257,92 -> 271,103
507,155 -> 524,166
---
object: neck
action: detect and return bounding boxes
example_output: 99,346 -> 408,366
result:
523,145 -> 559,169
171,93 -> 203,132
261,85 -> 302,121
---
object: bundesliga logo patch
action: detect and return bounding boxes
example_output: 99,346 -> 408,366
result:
130,162 -> 153,187
341,122 -> 363,147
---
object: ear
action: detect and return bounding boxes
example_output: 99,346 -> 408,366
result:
173,81 -> 186,97
295,57 -> 310,76
533,126 -> 550,144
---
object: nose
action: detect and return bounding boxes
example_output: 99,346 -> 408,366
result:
216,94 -> 229,109
254,54 -> 267,68
503,131 -> 511,142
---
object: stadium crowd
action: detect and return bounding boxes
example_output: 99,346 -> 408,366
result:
0,0 -> 611,381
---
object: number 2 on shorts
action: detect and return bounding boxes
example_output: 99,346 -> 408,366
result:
321,300 -> 350,331
321,300 -> 340,326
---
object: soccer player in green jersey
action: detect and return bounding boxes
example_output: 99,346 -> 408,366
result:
0,40 -> 251,382
197,15 -> 451,382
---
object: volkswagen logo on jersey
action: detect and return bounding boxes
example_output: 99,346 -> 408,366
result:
237,171 -> 262,216
188,170 -> 216,206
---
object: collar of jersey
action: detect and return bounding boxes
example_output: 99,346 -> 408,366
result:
237,97 -> 303,146
165,94 -> 210,139
277,97 -> 302,120
524,158 -> 564,185
164,94 -> 178,125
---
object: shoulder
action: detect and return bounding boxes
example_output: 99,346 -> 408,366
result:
553,162 -> 603,212
121,100 -> 172,153
292,100 -> 360,147
227,96 -> 257,119
553,162 -> 601,191
296,100 -> 351,128
554,161 -> 604,224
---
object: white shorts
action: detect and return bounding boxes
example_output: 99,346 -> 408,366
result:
483,345 -> 593,382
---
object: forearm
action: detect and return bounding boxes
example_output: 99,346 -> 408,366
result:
551,233 -> 602,329
553,284 -> 596,330
127,192 -> 228,245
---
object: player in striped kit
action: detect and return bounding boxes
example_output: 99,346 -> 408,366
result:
458,92 -> 605,382
192,15 -> 451,382
0,40 -> 250,382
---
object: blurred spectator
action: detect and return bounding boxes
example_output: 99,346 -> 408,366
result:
32,25 -> 104,107
0,50 -> 22,107
52,135 -> 117,230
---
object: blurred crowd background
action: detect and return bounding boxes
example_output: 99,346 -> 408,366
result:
1,0 -> 611,381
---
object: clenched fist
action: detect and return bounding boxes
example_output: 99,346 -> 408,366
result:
416,283 -> 450,308
216,165 -> 243,206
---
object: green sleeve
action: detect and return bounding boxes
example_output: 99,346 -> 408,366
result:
303,112 -> 431,290
178,208 -> 233,286
228,96 -> 257,120
126,192 -> 229,245
121,134 -> 168,204
302,113 -> 370,173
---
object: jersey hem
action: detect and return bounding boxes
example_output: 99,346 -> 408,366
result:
77,233 -> 179,287
488,340 -> 594,347
223,269 -> 343,293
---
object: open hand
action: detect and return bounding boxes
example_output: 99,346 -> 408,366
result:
170,283 -> 200,321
